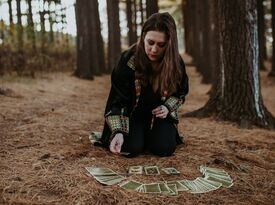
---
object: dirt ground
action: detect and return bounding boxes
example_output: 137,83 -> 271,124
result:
0,58 -> 275,205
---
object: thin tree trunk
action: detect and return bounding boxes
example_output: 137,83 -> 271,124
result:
91,0 -> 105,75
126,0 -> 135,45
184,0 -> 275,129
107,0 -> 121,73
146,0 -> 158,19
183,0 -> 195,59
39,0 -> 46,53
7,0 -> 14,39
257,0 -> 267,70
133,0 -> 138,42
26,0 -> 36,51
75,0 -> 93,79
140,0 -> 144,26
48,2 -> 54,44
16,0 -> 23,50
270,0 -> 275,76
200,0 -> 212,84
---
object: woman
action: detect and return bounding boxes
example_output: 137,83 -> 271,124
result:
99,12 -> 189,157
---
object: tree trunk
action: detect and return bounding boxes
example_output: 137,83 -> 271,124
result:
200,0 -> 212,84
7,0 -> 14,39
269,0 -> 275,76
133,0 -> 138,41
146,0 -> 158,19
126,0 -> 137,46
184,0 -> 275,129
183,0 -> 195,58
140,0 -> 144,26
107,0 -> 121,73
48,2 -> 54,44
90,0 -> 105,75
257,0 -> 267,70
26,0 -> 36,51
39,0 -> 46,53
75,0 -> 93,79
205,0 -> 219,84
192,0 -> 204,78
16,0 -> 23,50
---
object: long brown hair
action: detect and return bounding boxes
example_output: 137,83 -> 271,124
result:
135,12 -> 182,96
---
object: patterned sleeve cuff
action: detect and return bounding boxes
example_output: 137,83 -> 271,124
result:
164,96 -> 183,112
105,115 -> 129,136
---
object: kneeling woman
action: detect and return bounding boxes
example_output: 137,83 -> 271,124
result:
100,12 -> 189,157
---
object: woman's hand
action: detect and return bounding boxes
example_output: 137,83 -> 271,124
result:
152,105 -> 169,119
109,133 -> 124,154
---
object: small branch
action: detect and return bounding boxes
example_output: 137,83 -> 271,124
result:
15,143 -> 40,149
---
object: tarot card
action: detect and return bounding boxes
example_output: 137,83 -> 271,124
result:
189,178 -> 214,193
94,173 -> 126,185
128,166 -> 143,174
144,166 -> 160,175
205,175 -> 233,188
119,180 -> 143,191
167,181 -> 189,191
204,172 -> 232,180
137,184 -> 145,193
197,177 -> 222,190
89,132 -> 102,145
86,167 -> 116,176
144,183 -> 162,193
167,184 -> 178,195
103,175 -> 126,186
159,183 -> 171,194
161,167 -> 180,175
200,166 -> 227,175
120,152 -> 130,156
182,180 -> 200,193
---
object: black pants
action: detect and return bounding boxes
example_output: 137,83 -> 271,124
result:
121,111 -> 177,157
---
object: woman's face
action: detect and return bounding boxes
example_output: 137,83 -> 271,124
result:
144,31 -> 167,62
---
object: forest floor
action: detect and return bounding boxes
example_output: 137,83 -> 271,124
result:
0,55 -> 275,205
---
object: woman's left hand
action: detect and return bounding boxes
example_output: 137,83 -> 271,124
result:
152,105 -> 169,119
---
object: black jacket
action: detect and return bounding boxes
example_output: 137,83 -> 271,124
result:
100,46 -> 189,147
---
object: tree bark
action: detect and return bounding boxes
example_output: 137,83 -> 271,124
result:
183,0 -> 195,58
90,0 -> 105,75
107,0 -> 121,73
7,0 -> 14,38
26,0 -> 36,51
140,0 -> 144,26
75,0 -> 105,78
75,0 -> 93,79
16,0 -> 23,50
39,0 -> 46,53
126,0 -> 137,45
48,2 -> 54,44
146,0 -> 158,19
257,0 -> 267,70
184,0 -> 275,129
269,0 -> 275,76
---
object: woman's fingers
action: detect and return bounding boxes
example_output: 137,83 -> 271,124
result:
153,105 -> 168,118
109,139 -> 117,153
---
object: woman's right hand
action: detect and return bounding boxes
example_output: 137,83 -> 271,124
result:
109,133 -> 124,154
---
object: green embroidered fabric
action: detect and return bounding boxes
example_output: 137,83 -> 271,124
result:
164,96 -> 183,121
106,115 -> 129,136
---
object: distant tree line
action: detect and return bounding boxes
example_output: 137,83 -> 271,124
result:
0,0 -> 75,75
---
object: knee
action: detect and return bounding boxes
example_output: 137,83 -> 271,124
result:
150,144 -> 176,157
122,143 -> 143,156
